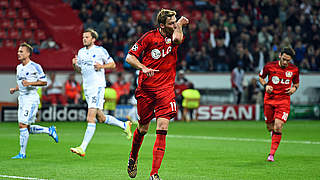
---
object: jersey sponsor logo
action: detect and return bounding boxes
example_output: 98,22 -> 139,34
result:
285,71 -> 293,77
151,49 -> 161,59
131,44 -> 138,51
272,76 -> 290,85
272,76 -> 280,84
151,46 -> 173,59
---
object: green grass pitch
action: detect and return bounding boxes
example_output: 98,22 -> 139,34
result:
0,120 -> 319,180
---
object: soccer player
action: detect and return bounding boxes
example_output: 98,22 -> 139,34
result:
125,9 -> 189,180
259,47 -> 299,162
10,42 -> 58,159
70,28 -> 132,157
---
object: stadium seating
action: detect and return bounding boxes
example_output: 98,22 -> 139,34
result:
5,8 -> 17,19
18,8 -> 31,19
3,39 -> 15,48
21,29 -> 32,40
131,10 -> 142,22
144,10 -> 154,22
13,18 -> 25,29
8,28 -> 19,39
10,0 -> 23,9
191,10 -> 202,21
172,1 -> 183,11
0,18 -> 11,29
34,29 -> 46,41
0,0 -> 8,8
27,19 -> 38,29
0,0 -> 52,49
147,1 -> 158,11
159,1 -> 170,9
0,28 -> 6,39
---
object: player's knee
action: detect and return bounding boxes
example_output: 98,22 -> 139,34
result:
138,127 -> 148,135
274,124 -> 282,132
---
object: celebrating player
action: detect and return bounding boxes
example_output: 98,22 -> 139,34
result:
70,28 -> 132,157
259,47 -> 299,162
125,9 -> 189,180
10,42 -> 58,159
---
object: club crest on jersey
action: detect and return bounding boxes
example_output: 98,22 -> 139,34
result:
165,37 -> 171,44
272,76 -> 280,84
285,71 -> 293,77
131,44 -> 138,51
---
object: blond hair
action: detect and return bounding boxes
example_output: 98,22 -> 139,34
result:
19,42 -> 33,57
156,9 -> 176,26
84,28 -> 99,39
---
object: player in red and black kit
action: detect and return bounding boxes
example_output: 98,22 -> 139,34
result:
125,9 -> 189,180
259,47 -> 299,162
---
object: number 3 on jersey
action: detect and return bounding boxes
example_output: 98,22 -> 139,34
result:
170,102 -> 176,112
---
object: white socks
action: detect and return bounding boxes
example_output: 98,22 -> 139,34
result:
80,123 -> 96,152
19,128 -> 29,155
29,125 -> 49,134
104,115 -> 125,130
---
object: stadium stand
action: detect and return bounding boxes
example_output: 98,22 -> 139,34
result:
65,0 -> 320,73
0,0 -> 82,71
0,0 -> 319,73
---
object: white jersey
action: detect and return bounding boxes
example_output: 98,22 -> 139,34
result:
77,45 -> 114,88
16,60 -> 47,101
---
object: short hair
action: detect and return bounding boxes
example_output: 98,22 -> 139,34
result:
84,28 -> 98,39
19,42 -> 33,57
281,47 -> 295,59
157,9 -> 176,26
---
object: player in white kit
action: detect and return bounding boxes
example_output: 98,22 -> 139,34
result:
10,42 -> 58,159
70,28 -> 132,157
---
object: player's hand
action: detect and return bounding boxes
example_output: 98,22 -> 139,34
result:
9,88 -> 16,94
285,87 -> 296,95
142,67 -> 159,77
177,16 -> 189,26
22,80 -> 30,87
266,85 -> 273,94
94,62 -> 103,71
72,55 -> 78,65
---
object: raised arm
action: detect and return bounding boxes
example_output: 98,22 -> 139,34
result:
173,16 -> 189,45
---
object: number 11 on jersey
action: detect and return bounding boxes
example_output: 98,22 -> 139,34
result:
170,102 -> 176,112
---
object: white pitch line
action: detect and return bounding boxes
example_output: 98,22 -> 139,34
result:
0,175 -> 49,180
165,134 -> 320,145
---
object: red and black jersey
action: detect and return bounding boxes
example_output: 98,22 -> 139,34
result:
259,61 -> 299,104
128,28 -> 182,91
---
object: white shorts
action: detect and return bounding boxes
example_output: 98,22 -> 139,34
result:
84,87 -> 105,109
18,101 -> 39,125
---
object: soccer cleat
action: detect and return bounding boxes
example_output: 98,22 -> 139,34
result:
70,146 -> 85,157
149,174 -> 161,180
49,126 -> 59,143
267,154 -> 274,162
127,158 -> 137,178
124,121 -> 132,140
11,153 -> 26,159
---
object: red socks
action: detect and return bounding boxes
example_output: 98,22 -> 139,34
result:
150,130 -> 167,176
130,128 -> 145,161
270,131 -> 282,155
